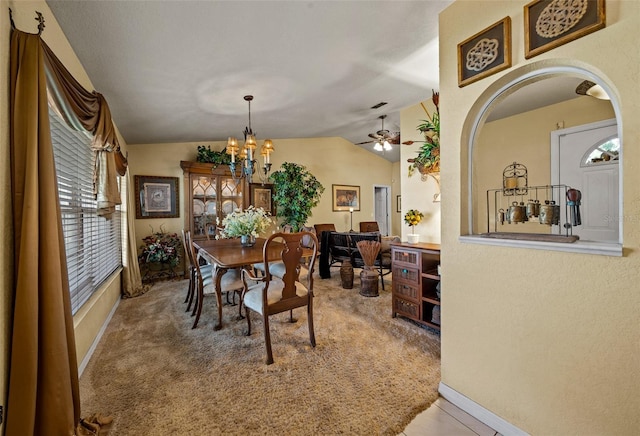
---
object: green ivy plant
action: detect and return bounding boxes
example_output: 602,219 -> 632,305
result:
269,162 -> 324,231
196,145 -> 232,167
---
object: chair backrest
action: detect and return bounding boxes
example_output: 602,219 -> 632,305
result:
182,229 -> 194,269
313,223 -> 336,236
263,231 -> 318,301
359,221 -> 380,233
183,230 -> 206,282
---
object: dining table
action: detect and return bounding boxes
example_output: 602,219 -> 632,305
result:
193,237 -> 299,330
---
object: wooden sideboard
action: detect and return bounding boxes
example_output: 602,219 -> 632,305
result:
390,242 -> 441,331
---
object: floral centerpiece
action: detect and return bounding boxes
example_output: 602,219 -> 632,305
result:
220,206 -> 273,246
408,90 -> 440,178
404,209 -> 424,244
138,226 -> 181,266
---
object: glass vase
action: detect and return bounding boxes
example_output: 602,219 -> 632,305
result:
240,234 -> 256,247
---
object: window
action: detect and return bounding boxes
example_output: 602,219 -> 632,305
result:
50,109 -> 122,314
583,137 -> 620,166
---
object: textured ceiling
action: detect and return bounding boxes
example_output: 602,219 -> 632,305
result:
47,0 -> 457,163
45,1 -> 589,163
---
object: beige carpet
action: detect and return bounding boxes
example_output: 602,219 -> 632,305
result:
79,272 -> 441,435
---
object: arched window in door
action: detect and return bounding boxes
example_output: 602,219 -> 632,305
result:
582,137 -> 620,166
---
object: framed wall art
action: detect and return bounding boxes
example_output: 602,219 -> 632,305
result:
250,183 -> 275,215
458,17 -> 511,88
135,175 -> 179,219
332,184 -> 360,212
396,195 -> 402,213
524,0 -> 605,59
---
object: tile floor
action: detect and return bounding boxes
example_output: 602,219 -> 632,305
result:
400,397 -> 501,436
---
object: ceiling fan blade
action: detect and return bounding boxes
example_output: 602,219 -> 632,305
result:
402,140 -> 422,145
389,132 -> 401,144
356,140 -> 374,145
368,133 -> 381,140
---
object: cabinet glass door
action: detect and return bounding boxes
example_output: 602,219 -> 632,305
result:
219,177 -> 243,219
192,175 -> 217,238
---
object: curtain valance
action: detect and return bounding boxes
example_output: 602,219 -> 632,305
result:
41,37 -> 126,216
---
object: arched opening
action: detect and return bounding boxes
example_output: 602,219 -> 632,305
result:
461,62 -> 623,253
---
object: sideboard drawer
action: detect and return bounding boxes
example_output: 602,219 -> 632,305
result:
393,296 -> 419,320
391,247 -> 420,267
392,280 -> 419,302
392,265 -> 420,284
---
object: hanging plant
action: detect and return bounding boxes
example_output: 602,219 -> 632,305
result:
408,90 -> 440,178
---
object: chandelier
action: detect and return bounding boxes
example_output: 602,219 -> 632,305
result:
226,95 -> 275,184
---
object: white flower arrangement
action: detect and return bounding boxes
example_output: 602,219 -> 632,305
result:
220,206 -> 272,238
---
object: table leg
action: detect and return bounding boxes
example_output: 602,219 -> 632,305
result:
213,267 -> 226,330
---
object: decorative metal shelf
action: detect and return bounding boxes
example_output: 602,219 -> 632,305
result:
486,184 -> 578,238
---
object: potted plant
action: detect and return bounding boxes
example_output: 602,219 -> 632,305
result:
404,209 -> 424,244
269,162 -> 324,231
138,226 -> 182,280
220,206 -> 273,247
408,90 -> 440,178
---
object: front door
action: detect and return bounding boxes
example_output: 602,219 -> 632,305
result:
552,119 -> 619,242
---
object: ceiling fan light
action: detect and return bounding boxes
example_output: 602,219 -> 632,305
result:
373,142 -> 383,152
383,140 -> 392,151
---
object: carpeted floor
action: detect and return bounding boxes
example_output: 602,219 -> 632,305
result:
79,272 -> 441,435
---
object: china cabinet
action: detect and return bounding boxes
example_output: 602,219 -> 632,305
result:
180,161 -> 249,241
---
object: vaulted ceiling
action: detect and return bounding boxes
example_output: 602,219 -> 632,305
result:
47,0 -> 455,163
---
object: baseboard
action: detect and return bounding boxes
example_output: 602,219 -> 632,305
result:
438,382 -> 530,436
78,298 -> 120,377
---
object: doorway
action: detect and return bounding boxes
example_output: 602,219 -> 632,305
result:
373,185 -> 391,236
551,119 -> 619,242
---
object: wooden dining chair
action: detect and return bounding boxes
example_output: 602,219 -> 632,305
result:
241,231 -> 319,364
185,231 -> 244,329
181,229 -> 213,312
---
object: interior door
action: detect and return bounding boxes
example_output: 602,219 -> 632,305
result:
553,119 -> 619,242
374,186 -> 390,236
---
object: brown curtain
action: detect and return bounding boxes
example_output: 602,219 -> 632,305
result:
41,39 -> 124,217
122,170 -> 150,298
8,29 -> 80,436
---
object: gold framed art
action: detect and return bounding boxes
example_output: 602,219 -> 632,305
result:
250,183 -> 275,215
332,184 -> 360,212
457,17 -> 511,88
524,0 -> 605,59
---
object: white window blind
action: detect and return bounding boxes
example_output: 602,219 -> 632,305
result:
49,109 -> 122,314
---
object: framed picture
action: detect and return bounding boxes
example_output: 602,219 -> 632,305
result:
250,183 -> 275,215
525,0 -> 605,59
396,195 -> 402,213
458,17 -> 511,88
332,184 -> 360,212
135,175 -> 179,219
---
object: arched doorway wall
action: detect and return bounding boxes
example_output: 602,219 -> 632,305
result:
459,60 -> 623,254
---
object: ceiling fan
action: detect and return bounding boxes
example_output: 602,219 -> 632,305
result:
356,115 -> 400,151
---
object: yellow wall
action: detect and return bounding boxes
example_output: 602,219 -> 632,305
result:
475,96 -> 615,234
400,100 -> 441,244
440,1 -> 640,434
0,3 -> 125,420
128,137 -> 395,245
